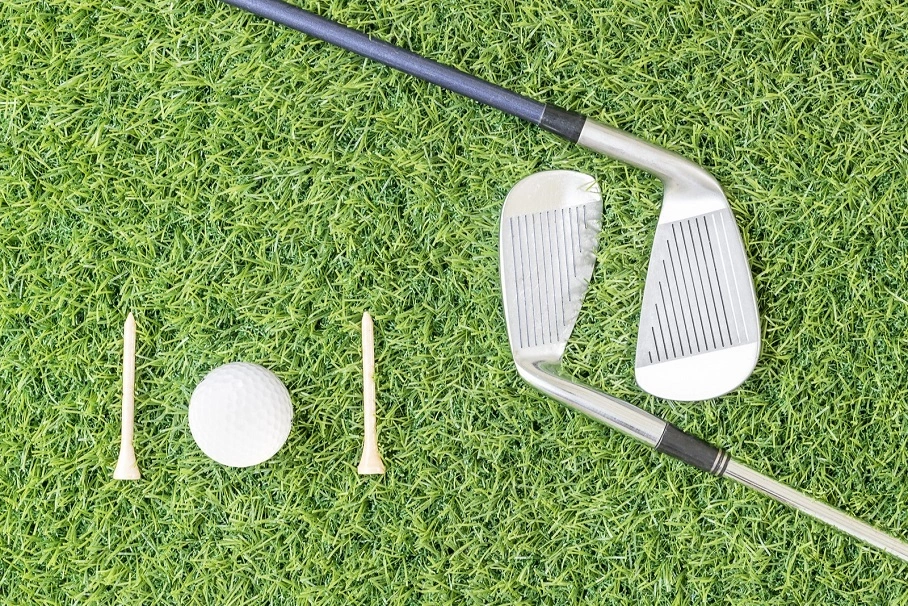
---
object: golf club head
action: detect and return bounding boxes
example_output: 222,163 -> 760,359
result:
635,184 -> 760,401
572,121 -> 760,401
500,171 -> 669,446
500,171 -> 602,375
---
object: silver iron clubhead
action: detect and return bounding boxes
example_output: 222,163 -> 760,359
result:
500,170 -> 602,369
573,121 -> 761,401
499,169 -> 684,447
635,204 -> 760,401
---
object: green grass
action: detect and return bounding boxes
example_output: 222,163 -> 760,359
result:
2,0 -> 908,602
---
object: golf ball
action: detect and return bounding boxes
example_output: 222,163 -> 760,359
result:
188,362 -> 293,467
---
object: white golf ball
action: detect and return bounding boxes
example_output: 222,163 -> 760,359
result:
188,362 -> 293,467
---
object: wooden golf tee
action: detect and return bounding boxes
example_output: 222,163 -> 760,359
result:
357,312 -> 385,475
113,312 -> 141,480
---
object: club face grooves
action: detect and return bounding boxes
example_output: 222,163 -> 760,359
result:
636,208 -> 760,400
500,171 -> 602,362
639,209 -> 758,365
504,204 -> 600,351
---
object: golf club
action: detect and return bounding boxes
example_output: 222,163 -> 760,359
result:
219,0 -> 759,401
500,170 -> 908,564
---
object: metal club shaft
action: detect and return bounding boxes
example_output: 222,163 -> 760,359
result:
723,459 -> 908,563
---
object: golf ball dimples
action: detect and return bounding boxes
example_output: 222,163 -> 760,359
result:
189,362 -> 293,467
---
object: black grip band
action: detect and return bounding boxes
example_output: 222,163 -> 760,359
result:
656,424 -> 729,476
539,104 -> 586,143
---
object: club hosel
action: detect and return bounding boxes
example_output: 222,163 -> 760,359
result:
576,119 -> 724,195
515,359 -> 666,448
518,360 -> 730,475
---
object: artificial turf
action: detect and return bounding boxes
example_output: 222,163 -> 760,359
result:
2,0 -> 908,602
